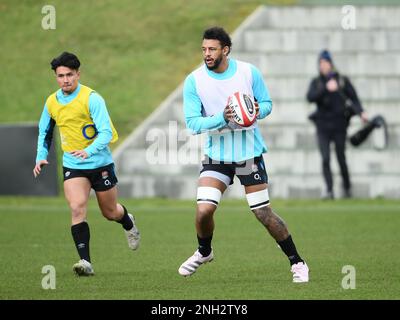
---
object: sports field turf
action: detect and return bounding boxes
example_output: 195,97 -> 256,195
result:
0,197 -> 399,300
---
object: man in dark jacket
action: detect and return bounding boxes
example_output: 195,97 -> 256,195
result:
306,49 -> 368,199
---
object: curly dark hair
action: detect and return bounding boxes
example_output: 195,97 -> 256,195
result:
50,52 -> 80,71
203,27 -> 232,54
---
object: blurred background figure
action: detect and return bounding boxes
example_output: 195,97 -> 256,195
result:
306,49 -> 368,200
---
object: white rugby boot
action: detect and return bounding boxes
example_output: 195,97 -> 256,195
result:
178,249 -> 214,277
125,213 -> 140,250
72,259 -> 95,276
291,261 -> 309,283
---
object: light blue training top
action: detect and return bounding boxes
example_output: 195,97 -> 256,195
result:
183,59 -> 273,162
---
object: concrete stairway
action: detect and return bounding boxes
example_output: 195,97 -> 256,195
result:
114,5 -> 400,199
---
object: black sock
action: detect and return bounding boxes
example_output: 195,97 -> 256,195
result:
277,235 -> 304,266
117,205 -> 133,231
71,221 -> 91,263
197,235 -> 213,257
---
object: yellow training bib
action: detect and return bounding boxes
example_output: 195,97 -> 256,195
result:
46,84 -> 118,152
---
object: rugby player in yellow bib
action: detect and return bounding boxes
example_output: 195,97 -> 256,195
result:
33,52 -> 140,276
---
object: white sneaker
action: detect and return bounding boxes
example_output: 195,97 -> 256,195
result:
125,213 -> 140,250
178,250 -> 213,277
72,259 -> 95,276
291,262 -> 309,283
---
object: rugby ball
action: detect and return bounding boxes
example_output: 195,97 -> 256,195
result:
228,92 -> 256,127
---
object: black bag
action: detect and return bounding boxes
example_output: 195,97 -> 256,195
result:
343,98 -> 356,123
349,115 -> 388,150
308,110 -> 318,123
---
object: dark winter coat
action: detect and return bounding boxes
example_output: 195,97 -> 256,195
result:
306,71 -> 363,131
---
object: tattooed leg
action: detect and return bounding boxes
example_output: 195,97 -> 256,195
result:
252,206 -> 289,242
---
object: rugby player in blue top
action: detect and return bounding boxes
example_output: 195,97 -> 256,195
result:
33,52 -> 140,276
178,27 -> 309,282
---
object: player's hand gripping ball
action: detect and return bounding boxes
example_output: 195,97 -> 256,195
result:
227,92 -> 257,127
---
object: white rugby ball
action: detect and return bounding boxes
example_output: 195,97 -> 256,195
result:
228,92 -> 257,127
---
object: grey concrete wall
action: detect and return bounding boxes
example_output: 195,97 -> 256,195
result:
0,124 -> 59,196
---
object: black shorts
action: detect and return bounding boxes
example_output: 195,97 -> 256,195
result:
200,155 -> 268,186
63,163 -> 118,192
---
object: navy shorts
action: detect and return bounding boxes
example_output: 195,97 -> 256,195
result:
200,155 -> 268,186
63,163 -> 118,192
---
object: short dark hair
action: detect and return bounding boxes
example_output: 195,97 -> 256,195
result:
203,27 -> 232,54
50,52 -> 80,71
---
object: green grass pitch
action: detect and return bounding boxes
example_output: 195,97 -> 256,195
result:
0,197 -> 399,300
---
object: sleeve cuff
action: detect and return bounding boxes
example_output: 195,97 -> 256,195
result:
84,147 -> 93,157
218,111 -> 228,125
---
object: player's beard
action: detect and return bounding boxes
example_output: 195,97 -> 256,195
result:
205,55 -> 223,70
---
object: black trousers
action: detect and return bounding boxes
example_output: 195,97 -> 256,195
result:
316,128 -> 351,193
